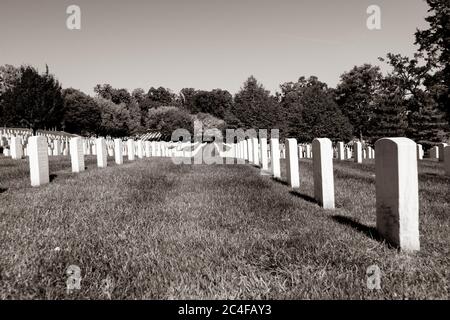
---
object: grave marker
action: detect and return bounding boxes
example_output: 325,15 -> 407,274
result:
438,143 -> 448,162
114,139 -> 123,164
127,139 -> 135,161
137,140 -> 144,159
337,142 -> 345,161
375,138 -> 419,251
354,142 -> 362,163
285,138 -> 300,188
145,141 -> 151,157
70,137 -> 85,173
417,144 -> 423,160
28,136 -> 49,187
260,138 -> 269,171
312,138 -> 335,209
10,136 -> 23,160
247,139 -> 253,163
430,146 -> 439,159
96,138 -> 107,168
252,138 -> 259,166
270,138 -> 281,178
444,146 -> 450,176
53,140 -> 60,156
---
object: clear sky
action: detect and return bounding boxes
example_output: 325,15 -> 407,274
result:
0,0 -> 430,95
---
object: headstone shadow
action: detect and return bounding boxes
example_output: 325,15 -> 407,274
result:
49,174 -> 58,182
289,190 -> 317,205
331,215 -> 382,242
271,177 -> 288,186
420,173 -> 450,183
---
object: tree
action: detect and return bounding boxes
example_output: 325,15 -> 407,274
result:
408,93 -> 449,148
335,64 -> 383,141
0,64 -> 22,125
415,0 -> 450,122
284,76 -> 353,142
179,88 -> 197,112
278,78 -> 308,138
191,89 -> 233,119
380,53 -> 449,142
1,66 -> 64,133
94,84 -> 114,100
0,64 -> 21,95
132,88 -> 146,105
127,99 -> 142,135
366,76 -> 408,144
233,76 -> 278,130
62,88 -> 102,135
132,88 -> 148,125
146,87 -> 176,108
145,106 -> 193,140
94,97 -> 130,137
94,84 -> 132,105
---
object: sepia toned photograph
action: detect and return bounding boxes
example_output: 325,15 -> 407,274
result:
0,0 -> 448,309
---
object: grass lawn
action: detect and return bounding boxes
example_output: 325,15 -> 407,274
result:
0,155 -> 448,299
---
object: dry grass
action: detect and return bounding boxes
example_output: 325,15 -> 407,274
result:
0,155 -> 448,299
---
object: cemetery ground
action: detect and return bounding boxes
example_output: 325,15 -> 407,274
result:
0,155 -> 448,299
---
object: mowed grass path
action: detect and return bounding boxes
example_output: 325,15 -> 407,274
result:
0,155 -> 448,299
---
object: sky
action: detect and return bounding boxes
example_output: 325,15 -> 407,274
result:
0,0 -> 430,95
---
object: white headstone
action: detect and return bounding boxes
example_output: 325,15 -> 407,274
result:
127,139 -> 135,161
96,138 -> 107,168
247,139 -> 253,163
252,138 -> 259,166
270,138 -> 281,178
63,143 -> 69,156
114,139 -> 123,164
416,144 -> 423,160
243,140 -> 248,161
444,145 -> 450,176
438,143 -> 448,162
337,142 -> 345,161
151,141 -> 156,157
10,136 -> 23,159
260,138 -> 269,172
145,141 -> 151,157
375,138 -> 419,252
285,138 -> 300,188
83,141 -> 89,155
28,136 -> 49,187
312,138 -> 335,209
53,140 -> 60,156
137,140 -> 144,159
305,144 -> 312,159
70,137 -> 85,173
298,145 -> 304,159
354,142 -> 362,163
430,146 -> 439,159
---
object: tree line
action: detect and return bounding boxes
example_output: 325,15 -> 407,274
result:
0,0 -> 448,148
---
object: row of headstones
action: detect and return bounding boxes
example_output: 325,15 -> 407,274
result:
336,142 -> 449,162
232,137 -> 450,252
27,136 -> 201,186
425,143 -> 449,162
0,130 -> 77,159
335,142 -> 374,162
2,132 -> 199,160
14,133 -> 450,253
229,139 -> 448,164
